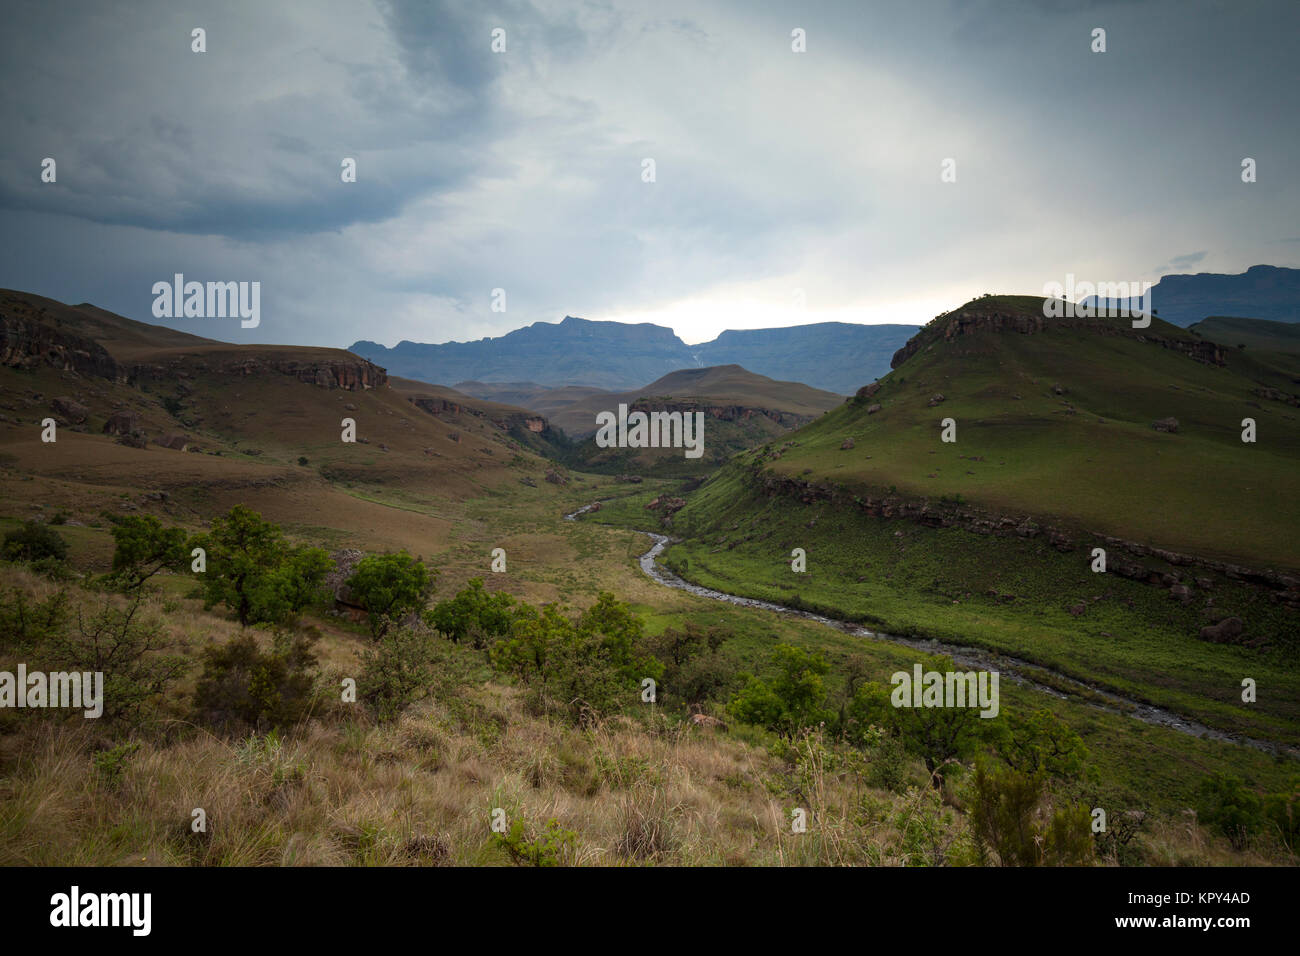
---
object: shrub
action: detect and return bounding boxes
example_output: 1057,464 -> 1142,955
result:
93,742 -> 142,785
2,520 -> 68,563
45,588 -> 192,725
0,586 -> 71,653
641,621 -> 735,712
968,760 -> 1093,866
490,594 -> 661,725
1197,773 -> 1264,850
192,631 -> 319,732
493,817 -> 577,867
357,628 -> 437,722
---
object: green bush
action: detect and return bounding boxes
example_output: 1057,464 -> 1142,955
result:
968,760 -> 1094,866
0,587 -> 71,653
358,628 -> 438,722
1197,773 -> 1264,850
192,631 -> 319,732
493,817 -> 577,867
425,578 -> 515,647
489,593 -> 661,725
42,588 -> 192,725
729,643 -> 831,738
2,520 -> 68,563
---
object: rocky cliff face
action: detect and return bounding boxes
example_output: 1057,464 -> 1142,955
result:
0,312 -> 119,380
890,307 -> 1228,370
2,302 -> 388,392
128,356 -> 386,390
408,394 -> 556,439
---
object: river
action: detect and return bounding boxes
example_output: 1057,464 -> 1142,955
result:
565,503 -> 1294,757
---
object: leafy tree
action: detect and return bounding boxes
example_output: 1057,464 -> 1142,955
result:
994,708 -> 1090,780
255,546 -> 332,627
425,577 -> 515,647
107,515 -> 188,590
728,643 -> 831,737
192,506 -> 288,626
847,655 -> 986,785
346,550 -> 434,639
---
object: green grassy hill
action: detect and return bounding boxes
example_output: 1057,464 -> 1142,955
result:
655,295 -> 1300,747
556,365 -> 843,477
1190,315 -> 1300,357
741,295 -> 1299,569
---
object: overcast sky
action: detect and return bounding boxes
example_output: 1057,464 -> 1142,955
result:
1,0 -> 1296,347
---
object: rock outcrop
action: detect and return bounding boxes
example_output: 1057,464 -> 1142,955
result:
1,313 -> 119,380
890,306 -> 1229,370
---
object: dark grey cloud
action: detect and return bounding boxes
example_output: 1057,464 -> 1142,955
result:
0,0 -> 1296,348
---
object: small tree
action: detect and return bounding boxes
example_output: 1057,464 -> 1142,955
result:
346,551 -> 434,639
425,577 -> 515,646
358,628 -> 438,722
108,515 -> 188,590
729,643 -> 831,737
192,506 -> 287,626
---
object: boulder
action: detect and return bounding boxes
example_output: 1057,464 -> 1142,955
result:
867,403 -> 882,415
840,438 -> 855,450
103,410 -> 138,435
1151,417 -> 1179,433
50,396 -> 88,423
687,713 -> 727,731
1199,616 -> 1244,644
153,433 -> 189,451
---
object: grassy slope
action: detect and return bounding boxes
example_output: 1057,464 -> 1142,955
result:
759,297 -> 1300,569
660,466 -> 1300,744
623,297 -> 1300,747
1190,315 -> 1300,355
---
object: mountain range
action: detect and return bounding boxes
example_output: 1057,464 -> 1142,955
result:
351,318 -> 917,395
351,266 -> 1300,395
1084,264 -> 1300,327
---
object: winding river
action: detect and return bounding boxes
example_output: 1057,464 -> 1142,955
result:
565,503 -> 1294,758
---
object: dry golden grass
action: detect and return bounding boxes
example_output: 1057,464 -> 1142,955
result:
0,567 -> 1289,868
